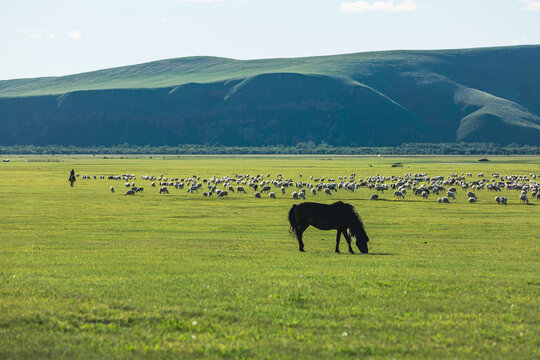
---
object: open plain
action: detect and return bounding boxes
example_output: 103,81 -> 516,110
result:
0,155 -> 538,359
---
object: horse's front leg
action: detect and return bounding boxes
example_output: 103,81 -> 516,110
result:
335,230 -> 341,253
343,229 -> 354,254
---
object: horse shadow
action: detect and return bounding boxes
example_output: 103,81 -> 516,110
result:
334,252 -> 394,256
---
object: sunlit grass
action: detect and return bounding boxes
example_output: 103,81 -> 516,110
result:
0,155 -> 538,359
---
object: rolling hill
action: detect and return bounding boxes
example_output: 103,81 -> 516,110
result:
1,45 -> 539,146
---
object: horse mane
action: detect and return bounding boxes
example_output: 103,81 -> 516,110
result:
333,201 -> 364,227
333,201 -> 367,242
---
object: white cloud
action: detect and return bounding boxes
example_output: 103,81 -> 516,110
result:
172,0 -> 246,2
67,30 -> 82,39
511,38 -> 529,45
173,0 -> 224,2
521,1 -> 540,10
341,0 -> 418,13
21,29 -> 83,40
21,29 -> 56,39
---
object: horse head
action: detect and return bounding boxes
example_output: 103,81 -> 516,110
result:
343,203 -> 369,254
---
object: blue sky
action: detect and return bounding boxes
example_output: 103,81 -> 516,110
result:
1,0 -> 538,79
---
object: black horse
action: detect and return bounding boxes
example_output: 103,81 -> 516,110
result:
288,201 -> 369,253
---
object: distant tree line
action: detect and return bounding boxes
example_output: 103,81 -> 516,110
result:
1,142 -> 539,155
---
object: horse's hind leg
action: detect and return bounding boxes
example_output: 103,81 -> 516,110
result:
335,230 -> 341,253
296,230 -> 305,252
343,229 -> 354,254
296,224 -> 309,252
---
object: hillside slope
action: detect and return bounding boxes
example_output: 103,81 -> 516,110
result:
0,74 -> 428,146
0,45 -> 538,146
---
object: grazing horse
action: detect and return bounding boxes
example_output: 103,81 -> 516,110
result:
288,201 -> 369,254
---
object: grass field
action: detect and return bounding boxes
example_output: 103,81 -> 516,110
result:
0,155 -> 538,359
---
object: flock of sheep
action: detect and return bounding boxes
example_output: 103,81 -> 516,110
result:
75,170 -> 540,205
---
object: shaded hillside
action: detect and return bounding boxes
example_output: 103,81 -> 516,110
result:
0,46 -> 539,146
0,74 -> 428,146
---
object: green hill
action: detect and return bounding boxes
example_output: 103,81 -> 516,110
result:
0,45 -> 539,146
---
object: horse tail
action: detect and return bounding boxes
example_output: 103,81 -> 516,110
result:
288,204 -> 298,238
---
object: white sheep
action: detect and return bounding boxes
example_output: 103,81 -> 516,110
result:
393,190 -> 404,199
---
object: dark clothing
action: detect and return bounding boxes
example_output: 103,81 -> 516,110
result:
69,169 -> 76,186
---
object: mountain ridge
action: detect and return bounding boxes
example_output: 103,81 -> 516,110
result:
1,45 -> 536,97
0,45 -> 538,146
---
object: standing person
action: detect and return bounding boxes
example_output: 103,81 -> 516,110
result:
69,169 -> 76,187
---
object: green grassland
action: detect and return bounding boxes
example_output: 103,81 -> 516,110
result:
0,46 -> 536,99
0,155 -> 538,359
0,51 -> 439,97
